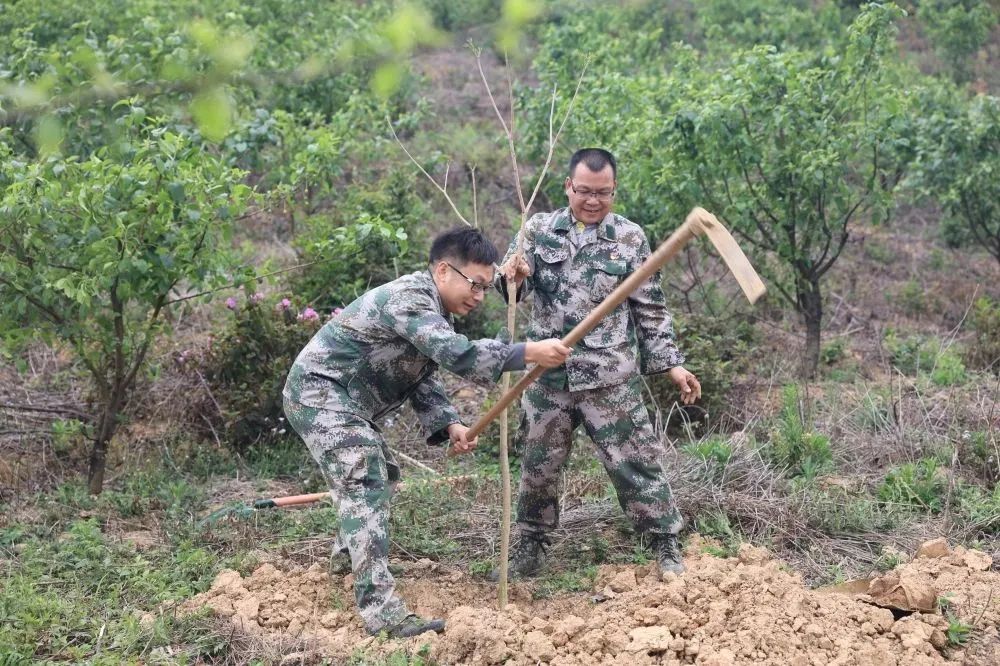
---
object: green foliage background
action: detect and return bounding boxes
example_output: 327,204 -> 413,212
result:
1,1 -> 999,660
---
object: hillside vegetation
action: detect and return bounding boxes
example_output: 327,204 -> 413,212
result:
1,1 -> 998,664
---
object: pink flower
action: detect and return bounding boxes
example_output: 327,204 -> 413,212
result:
250,292 -> 264,304
333,307 -> 343,315
225,297 -> 238,310
298,307 -> 319,322
279,298 -> 292,310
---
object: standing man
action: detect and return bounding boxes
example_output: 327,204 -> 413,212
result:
496,148 -> 701,580
283,228 -> 570,638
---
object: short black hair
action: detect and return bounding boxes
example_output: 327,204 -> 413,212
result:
429,227 -> 499,266
569,148 -> 617,179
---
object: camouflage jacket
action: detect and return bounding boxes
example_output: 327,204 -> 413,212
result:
283,270 -> 513,443
500,208 -> 685,392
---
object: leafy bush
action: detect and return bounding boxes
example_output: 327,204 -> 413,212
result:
883,330 -> 968,386
683,435 -> 734,467
912,92 -> 1000,265
692,510 -> 742,557
647,310 -> 757,430
802,487 -> 900,534
422,0 -> 502,31
0,123 -> 250,492
290,174 -> 425,313
821,338 -> 848,366
897,280 -> 929,316
917,0 -> 998,83
682,436 -> 734,485
878,458 -> 947,512
957,483 -> 1000,535
768,385 -> 832,479
202,292 -> 321,453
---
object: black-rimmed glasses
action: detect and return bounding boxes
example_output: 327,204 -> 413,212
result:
446,263 -> 491,293
570,181 -> 616,201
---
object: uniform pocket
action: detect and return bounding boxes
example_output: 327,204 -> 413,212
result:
590,259 -> 628,302
336,444 -> 389,493
535,244 -> 568,293
628,403 -> 652,430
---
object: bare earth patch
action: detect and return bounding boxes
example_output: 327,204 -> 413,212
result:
178,539 -> 998,665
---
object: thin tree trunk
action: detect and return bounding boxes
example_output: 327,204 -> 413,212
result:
87,391 -> 123,494
799,279 -> 822,379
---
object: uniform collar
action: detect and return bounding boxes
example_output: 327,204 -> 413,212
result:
422,269 -> 447,315
561,209 -> 617,241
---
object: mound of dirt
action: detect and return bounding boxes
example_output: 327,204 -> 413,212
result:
179,539 -> 998,664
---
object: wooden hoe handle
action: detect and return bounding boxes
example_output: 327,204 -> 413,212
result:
464,207 -> 765,442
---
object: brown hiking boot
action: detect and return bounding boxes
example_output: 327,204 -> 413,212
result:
382,614 -> 446,638
489,532 -> 550,581
652,533 -> 685,576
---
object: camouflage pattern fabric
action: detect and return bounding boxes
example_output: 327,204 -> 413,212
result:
515,378 -> 683,537
500,208 -> 686,539
500,208 -> 684,391
283,401 -> 408,633
284,269 -> 512,444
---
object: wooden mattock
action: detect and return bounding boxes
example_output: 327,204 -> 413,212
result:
463,207 -> 767,443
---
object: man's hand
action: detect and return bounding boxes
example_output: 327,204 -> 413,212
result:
525,339 -> 572,368
667,366 -> 701,405
501,255 -> 531,287
447,423 -> 478,455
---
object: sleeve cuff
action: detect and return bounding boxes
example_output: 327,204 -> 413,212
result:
501,343 -> 527,372
427,420 -> 460,445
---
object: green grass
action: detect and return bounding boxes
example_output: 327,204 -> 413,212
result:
878,458 -> 947,513
534,566 -> 598,599
0,519 -> 230,663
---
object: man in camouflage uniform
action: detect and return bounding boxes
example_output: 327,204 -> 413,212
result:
496,148 -> 702,579
283,228 -> 570,638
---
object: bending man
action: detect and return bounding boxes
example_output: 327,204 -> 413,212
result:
284,228 -> 570,637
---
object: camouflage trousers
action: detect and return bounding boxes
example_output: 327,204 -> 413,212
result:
283,399 -> 407,633
516,379 -> 682,537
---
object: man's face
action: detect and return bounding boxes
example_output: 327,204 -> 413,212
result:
433,260 -> 494,316
564,163 -> 616,224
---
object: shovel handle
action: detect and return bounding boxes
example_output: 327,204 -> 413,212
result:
463,214 -> 703,442
253,492 -> 331,509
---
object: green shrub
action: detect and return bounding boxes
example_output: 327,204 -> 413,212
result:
421,0 -> 502,31
202,292 -> 320,453
966,296 -> 1000,372
897,280 -> 928,316
682,435 -> 733,482
692,510 -> 741,557
884,330 -> 967,386
930,351 -> 967,386
683,436 -> 734,466
290,173 -> 426,314
821,338 -> 847,366
647,310 -> 757,430
957,484 -> 1000,534
768,385 -> 832,479
917,0 -> 998,83
802,487 -> 899,535
878,458 -> 947,512
864,240 -> 896,264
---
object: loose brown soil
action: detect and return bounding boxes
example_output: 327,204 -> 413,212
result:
179,538 -> 999,665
